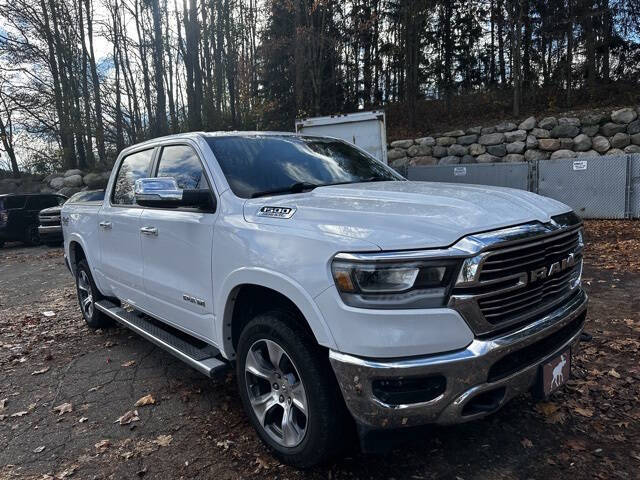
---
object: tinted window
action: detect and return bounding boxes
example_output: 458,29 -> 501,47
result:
206,136 -> 402,198
156,145 -> 209,190
68,190 -> 105,203
1,196 -> 26,209
112,149 -> 154,205
27,195 -> 59,210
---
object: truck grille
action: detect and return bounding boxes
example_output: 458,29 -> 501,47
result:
451,226 -> 584,335
39,214 -> 61,226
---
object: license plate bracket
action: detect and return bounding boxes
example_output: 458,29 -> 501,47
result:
535,349 -> 571,398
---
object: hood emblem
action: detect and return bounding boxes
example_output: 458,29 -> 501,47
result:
257,206 -> 296,219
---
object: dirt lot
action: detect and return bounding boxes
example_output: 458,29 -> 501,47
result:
1,221 -> 639,480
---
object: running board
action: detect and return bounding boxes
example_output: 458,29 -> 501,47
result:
95,300 -> 227,377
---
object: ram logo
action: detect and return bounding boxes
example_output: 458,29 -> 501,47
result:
529,253 -> 577,283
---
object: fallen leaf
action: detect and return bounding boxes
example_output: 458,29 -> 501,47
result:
33,445 -> 46,453
521,438 -> 534,448
121,360 -> 136,367
567,438 -> 587,451
42,311 -> 56,317
31,367 -> 50,376
154,434 -> 172,447
78,417 -> 88,423
536,402 -> 560,416
134,394 -> 155,407
11,411 -> 28,417
56,465 -> 77,478
0,398 -> 7,410
88,386 -> 101,392
574,407 -> 594,418
608,368 -> 621,378
95,439 -> 111,452
53,403 -> 73,416
115,410 -> 139,425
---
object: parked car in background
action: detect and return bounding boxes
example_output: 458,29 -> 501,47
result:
38,190 -> 105,247
0,193 -> 67,248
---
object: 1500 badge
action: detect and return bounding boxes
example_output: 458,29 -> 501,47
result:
257,206 -> 296,219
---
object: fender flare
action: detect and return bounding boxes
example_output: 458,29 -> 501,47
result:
66,233 -> 106,293
217,267 -> 337,359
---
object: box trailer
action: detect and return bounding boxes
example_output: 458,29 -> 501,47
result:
295,110 -> 388,164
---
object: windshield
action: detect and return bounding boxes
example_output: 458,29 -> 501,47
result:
206,135 -> 403,198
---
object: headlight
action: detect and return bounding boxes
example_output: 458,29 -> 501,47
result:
331,259 -> 460,309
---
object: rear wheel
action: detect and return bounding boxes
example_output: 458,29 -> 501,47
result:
75,259 -> 113,329
236,310 -> 348,467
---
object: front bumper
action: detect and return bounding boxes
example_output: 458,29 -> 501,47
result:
329,289 -> 587,429
38,225 -> 63,242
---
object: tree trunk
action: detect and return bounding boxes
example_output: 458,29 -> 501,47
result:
84,0 -> 107,165
151,0 -> 168,136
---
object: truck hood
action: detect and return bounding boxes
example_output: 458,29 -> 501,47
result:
243,181 -> 572,251
39,206 -> 62,216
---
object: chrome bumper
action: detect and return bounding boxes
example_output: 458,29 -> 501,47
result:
38,225 -> 62,235
329,289 -> 587,429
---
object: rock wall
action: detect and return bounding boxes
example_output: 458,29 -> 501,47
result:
387,106 -> 640,170
0,169 -> 111,196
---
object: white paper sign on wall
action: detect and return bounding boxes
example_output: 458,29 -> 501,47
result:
572,160 -> 588,171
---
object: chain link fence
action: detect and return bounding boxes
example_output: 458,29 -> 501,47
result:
406,155 -> 640,219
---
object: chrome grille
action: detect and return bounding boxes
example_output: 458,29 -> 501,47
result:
450,225 -> 584,335
39,214 -> 61,226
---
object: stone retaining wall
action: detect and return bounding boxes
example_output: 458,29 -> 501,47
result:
0,169 -> 111,196
387,106 -> 640,170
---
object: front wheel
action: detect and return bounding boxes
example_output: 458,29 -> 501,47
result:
75,259 -> 113,329
24,226 -> 40,246
236,310 -> 349,468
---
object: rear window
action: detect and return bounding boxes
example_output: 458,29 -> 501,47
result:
67,190 -> 105,203
26,195 -> 61,210
0,196 -> 26,209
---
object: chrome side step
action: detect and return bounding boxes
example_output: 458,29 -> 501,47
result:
95,300 -> 228,377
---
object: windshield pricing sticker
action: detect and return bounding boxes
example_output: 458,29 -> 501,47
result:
572,160 -> 588,171
453,167 -> 467,176
257,206 -> 296,219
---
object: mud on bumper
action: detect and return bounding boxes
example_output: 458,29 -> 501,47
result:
329,289 -> 587,429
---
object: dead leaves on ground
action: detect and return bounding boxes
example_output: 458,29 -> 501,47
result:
53,403 -> 72,416
153,435 -> 172,447
115,410 -> 139,425
134,394 -> 155,407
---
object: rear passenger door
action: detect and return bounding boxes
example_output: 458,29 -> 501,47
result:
139,143 -> 218,341
98,148 -> 155,306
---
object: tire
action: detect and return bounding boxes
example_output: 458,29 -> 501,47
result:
236,310 -> 349,468
24,226 -> 40,246
75,259 -> 113,329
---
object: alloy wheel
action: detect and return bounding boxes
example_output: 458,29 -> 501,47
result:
245,339 -> 308,448
77,270 -> 94,319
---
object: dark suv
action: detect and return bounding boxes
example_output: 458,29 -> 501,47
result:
38,190 -> 105,246
0,193 -> 67,248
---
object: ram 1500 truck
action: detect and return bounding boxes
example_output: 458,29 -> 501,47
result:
62,132 -> 587,467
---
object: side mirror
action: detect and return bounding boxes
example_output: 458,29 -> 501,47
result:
134,178 -> 215,211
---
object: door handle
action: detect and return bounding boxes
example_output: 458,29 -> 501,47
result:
99,221 -> 112,230
140,226 -> 158,236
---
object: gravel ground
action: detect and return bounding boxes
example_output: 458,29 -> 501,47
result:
0,221 -> 639,480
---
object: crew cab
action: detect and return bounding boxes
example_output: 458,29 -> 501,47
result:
62,132 -> 587,467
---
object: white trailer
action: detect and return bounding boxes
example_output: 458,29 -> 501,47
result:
295,110 -> 388,164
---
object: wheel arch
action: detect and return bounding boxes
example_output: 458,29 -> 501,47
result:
218,270 -> 337,360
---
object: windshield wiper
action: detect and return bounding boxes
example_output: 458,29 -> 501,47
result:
251,182 -> 319,198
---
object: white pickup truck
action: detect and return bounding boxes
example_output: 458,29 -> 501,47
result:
62,132 -> 587,467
